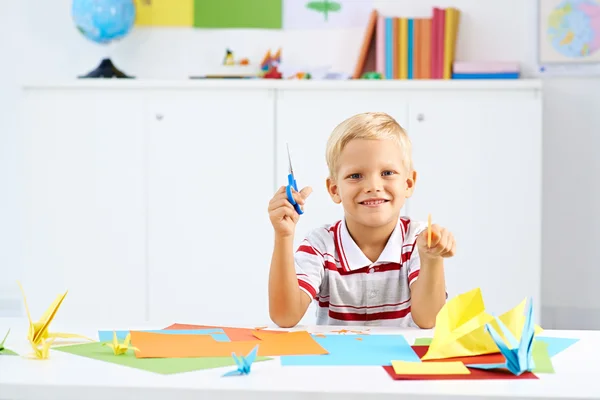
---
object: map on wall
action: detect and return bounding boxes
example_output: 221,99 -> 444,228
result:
538,0 -> 600,65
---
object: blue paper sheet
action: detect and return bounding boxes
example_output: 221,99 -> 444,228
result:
98,329 -> 229,342
535,337 -> 579,357
280,334 -> 420,366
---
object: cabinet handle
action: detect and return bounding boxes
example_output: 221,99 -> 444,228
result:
155,114 -> 163,121
416,113 -> 424,122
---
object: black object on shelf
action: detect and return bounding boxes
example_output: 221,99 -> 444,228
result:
78,58 -> 134,79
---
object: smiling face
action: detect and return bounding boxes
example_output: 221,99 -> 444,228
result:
326,138 -> 416,229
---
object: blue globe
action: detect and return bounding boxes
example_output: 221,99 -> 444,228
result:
72,0 -> 136,44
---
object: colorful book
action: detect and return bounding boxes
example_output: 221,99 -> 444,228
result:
421,18 -> 432,79
398,17 -> 408,79
407,19 -> 414,79
376,15 -> 385,75
352,9 -> 379,79
443,7 -> 460,79
453,61 -> 520,74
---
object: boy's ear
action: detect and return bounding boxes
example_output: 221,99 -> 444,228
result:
405,169 -> 417,197
326,177 -> 342,204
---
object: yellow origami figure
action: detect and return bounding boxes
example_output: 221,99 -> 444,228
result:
422,287 -> 542,360
28,337 -> 55,360
17,281 -> 92,347
102,331 -> 139,355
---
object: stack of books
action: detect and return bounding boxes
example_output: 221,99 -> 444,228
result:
353,8 -> 520,80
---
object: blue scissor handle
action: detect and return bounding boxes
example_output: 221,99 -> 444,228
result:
286,173 -> 304,215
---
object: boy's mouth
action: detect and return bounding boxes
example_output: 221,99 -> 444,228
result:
359,198 -> 390,206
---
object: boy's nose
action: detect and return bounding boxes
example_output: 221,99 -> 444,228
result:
364,177 -> 383,193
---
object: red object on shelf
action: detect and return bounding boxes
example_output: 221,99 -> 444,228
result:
264,65 -> 282,79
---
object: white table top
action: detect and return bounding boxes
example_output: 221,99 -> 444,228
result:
0,318 -> 598,400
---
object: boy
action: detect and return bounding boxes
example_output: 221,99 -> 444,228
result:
267,112 -> 455,328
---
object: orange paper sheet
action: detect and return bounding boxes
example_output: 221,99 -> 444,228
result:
164,323 -> 286,341
132,330 -> 328,358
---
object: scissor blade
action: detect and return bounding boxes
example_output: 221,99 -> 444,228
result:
286,143 -> 294,174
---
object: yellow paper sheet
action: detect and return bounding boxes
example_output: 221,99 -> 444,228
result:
392,360 -> 470,375
422,288 -> 543,360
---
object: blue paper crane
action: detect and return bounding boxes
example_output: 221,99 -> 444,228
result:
467,297 -> 535,376
222,345 -> 259,377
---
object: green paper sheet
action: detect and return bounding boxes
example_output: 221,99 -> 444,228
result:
532,340 -> 554,373
193,0 -> 282,29
414,337 -> 433,345
54,342 -> 272,374
0,349 -> 18,356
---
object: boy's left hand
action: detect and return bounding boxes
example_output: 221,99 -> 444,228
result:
417,224 -> 456,260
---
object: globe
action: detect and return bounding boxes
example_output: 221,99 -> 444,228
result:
72,0 -> 136,78
547,0 -> 600,59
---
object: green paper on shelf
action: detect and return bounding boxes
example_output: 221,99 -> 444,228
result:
55,342 -> 272,374
414,337 -> 433,345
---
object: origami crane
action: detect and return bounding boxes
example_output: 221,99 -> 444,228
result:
467,297 -> 535,375
0,329 -> 9,352
102,331 -> 139,355
222,345 -> 259,376
422,287 -> 542,360
18,281 -> 92,347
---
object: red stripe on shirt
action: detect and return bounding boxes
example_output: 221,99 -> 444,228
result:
323,261 -> 401,275
408,270 -> 419,284
297,245 -> 317,256
328,307 -> 411,321
318,298 -> 410,309
333,220 -> 351,272
400,218 -> 410,240
297,243 -> 337,262
298,279 -> 317,299
401,238 -> 418,263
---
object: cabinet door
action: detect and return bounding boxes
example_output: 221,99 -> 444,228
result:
146,89 -> 275,325
276,90 -> 409,248
20,90 -> 147,323
406,92 -> 542,317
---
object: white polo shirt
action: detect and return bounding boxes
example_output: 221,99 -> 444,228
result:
295,217 -> 427,327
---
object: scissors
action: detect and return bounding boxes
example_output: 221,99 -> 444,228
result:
286,143 -> 304,215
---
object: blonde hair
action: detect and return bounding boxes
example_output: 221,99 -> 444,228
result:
325,112 -> 413,180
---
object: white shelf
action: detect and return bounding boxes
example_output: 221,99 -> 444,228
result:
22,78 -> 542,91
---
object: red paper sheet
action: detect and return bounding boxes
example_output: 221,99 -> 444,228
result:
383,346 -> 539,381
163,323 -> 286,341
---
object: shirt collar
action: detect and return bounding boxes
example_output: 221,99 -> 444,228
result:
335,218 -> 405,272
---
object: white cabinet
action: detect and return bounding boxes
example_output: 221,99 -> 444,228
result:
20,89 -> 147,323
15,80 -> 542,325
406,91 -> 542,316
275,89 -> 409,251
145,89 -> 275,325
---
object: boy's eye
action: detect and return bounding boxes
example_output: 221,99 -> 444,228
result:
348,173 -> 361,179
382,170 -> 395,176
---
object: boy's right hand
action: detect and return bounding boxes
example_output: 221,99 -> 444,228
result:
268,185 -> 312,237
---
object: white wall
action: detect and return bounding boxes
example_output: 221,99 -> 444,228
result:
1,0 -> 599,328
